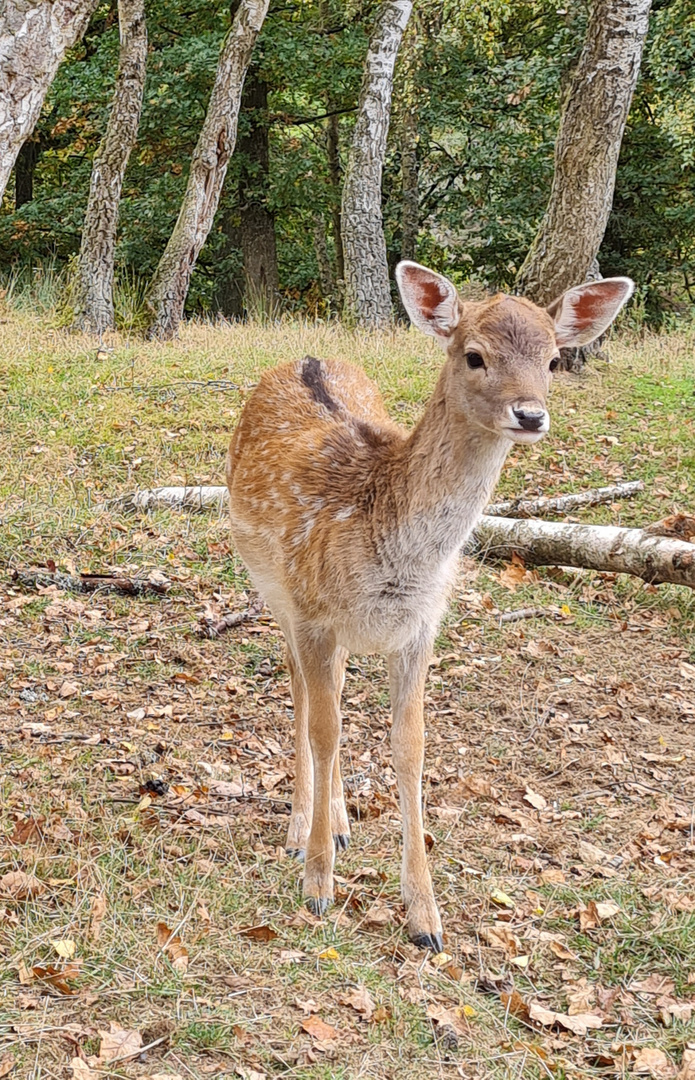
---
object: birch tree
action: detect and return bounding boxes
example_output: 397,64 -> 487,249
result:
516,0 -> 652,305
0,0 -> 99,201
73,0 -> 147,335
341,0 -> 412,329
144,0 -> 269,340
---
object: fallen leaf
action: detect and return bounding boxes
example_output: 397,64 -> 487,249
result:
89,895 -> 107,941
461,775 -> 499,799
579,899 -> 620,930
528,1001 -> 602,1036
300,1015 -> 339,1042
9,817 -> 45,844
70,1060 -> 99,1079
0,871 -> 45,900
51,938 -> 76,959
362,902 -> 392,928
633,1047 -> 676,1078
295,997 -> 320,1015
490,888 -> 515,909
524,787 -> 547,811
426,1003 -> 470,1037
0,1056 -> 14,1078
98,1022 -> 143,1062
677,1049 -> 695,1080
318,946 -> 340,961
239,925 -> 277,943
156,922 -> 189,972
549,940 -> 578,961
340,985 -> 375,1021
31,961 -> 82,995
577,840 -> 610,866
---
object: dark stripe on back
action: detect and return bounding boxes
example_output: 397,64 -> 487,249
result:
301,356 -> 339,413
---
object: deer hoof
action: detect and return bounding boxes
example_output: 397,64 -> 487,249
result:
334,833 -> 350,851
305,895 -> 331,917
411,931 -> 444,954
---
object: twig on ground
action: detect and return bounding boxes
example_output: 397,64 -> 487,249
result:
499,607 -> 547,625
11,568 -> 170,595
485,480 -> 644,518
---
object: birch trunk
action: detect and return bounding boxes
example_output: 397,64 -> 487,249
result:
0,0 -> 99,200
400,106 -> 418,262
144,0 -> 269,340
475,517 -> 695,589
341,0 -> 412,329
516,0 -> 652,305
73,0 -> 147,335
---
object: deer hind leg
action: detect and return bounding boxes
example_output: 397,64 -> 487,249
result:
285,643 -> 312,860
388,642 -> 443,953
331,647 -> 350,852
295,628 -> 343,915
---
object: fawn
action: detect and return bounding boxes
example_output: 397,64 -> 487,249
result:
226,261 -> 633,950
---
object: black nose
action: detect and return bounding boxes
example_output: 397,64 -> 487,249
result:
513,408 -> 545,432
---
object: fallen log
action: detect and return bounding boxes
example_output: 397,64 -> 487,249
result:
474,517 -> 695,589
486,480 -> 643,518
120,480 -> 644,518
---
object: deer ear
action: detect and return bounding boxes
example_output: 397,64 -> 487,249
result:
396,261 -> 460,342
547,277 -> 635,348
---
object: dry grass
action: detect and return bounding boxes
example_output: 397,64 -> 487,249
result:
0,310 -> 694,1079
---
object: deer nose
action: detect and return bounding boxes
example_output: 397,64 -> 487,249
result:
513,407 -> 546,432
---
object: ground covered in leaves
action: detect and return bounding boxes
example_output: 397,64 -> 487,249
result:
0,312 -> 694,1079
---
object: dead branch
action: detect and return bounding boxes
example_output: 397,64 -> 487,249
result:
474,516 -> 695,588
485,480 -> 644,518
12,568 -> 170,595
121,480 -> 643,519
199,607 -> 257,638
499,607 -> 547,624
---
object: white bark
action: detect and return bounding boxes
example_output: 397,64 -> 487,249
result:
0,0 -> 99,200
73,0 -> 147,335
121,486 -> 230,511
486,480 -> 644,518
144,0 -> 269,340
475,516 -> 695,589
341,0 -> 412,329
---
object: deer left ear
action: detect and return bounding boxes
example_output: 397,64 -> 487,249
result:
547,277 -> 635,348
396,261 -> 460,342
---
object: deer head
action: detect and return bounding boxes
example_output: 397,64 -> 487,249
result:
396,261 -> 634,444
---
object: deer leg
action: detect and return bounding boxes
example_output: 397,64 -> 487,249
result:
331,647 -> 350,852
388,641 -> 443,953
295,629 -> 342,915
285,643 -> 312,860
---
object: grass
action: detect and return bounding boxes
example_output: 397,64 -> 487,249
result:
0,308 -> 694,1078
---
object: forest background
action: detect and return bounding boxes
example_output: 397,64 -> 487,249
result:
1,0 -> 693,331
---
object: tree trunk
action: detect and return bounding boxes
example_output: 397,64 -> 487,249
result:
515,0 -> 651,306
313,214 -> 334,303
474,516 -> 695,589
237,68 -> 278,319
14,135 -> 39,207
327,112 -> 344,290
341,0 -> 412,329
0,0 -> 99,201
400,106 -> 418,262
144,0 -> 270,340
73,0 -> 147,335
486,481 -> 643,519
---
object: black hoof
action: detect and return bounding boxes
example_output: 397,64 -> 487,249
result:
286,847 -> 306,862
411,932 -> 444,954
305,895 -> 330,917
334,833 -> 350,851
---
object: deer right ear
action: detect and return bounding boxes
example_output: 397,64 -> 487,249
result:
396,261 -> 460,342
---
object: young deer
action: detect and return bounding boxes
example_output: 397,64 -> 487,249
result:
226,262 -> 633,950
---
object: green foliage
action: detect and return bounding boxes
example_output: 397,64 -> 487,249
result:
0,0 -> 693,321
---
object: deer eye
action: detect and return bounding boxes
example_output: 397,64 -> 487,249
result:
549,357 -> 560,373
466,351 -> 485,370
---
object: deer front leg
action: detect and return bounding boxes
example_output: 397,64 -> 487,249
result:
285,645 -> 312,860
388,642 -> 443,953
296,630 -> 343,914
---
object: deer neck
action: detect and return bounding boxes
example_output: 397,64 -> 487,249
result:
390,366 -> 510,560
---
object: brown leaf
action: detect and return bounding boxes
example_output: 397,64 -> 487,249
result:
528,1001 -> 602,1036
579,899 -> 620,931
549,940 -> 578,961
362,902 -> 393,928
677,1049 -> 695,1080
577,840 -> 610,866
295,997 -> 321,1015
633,1048 -> 676,1078
300,1015 -> 339,1042
539,868 -> 566,885
89,895 -> 107,942
31,961 -> 82,995
156,922 -> 189,972
239,925 -> 278,943
461,775 -> 499,800
97,1022 -> 143,1063
0,871 -> 45,900
426,1002 -> 469,1038
69,1060 -> 99,1080
9,817 -> 45,844
340,985 -> 375,1021
0,1056 -> 15,1078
